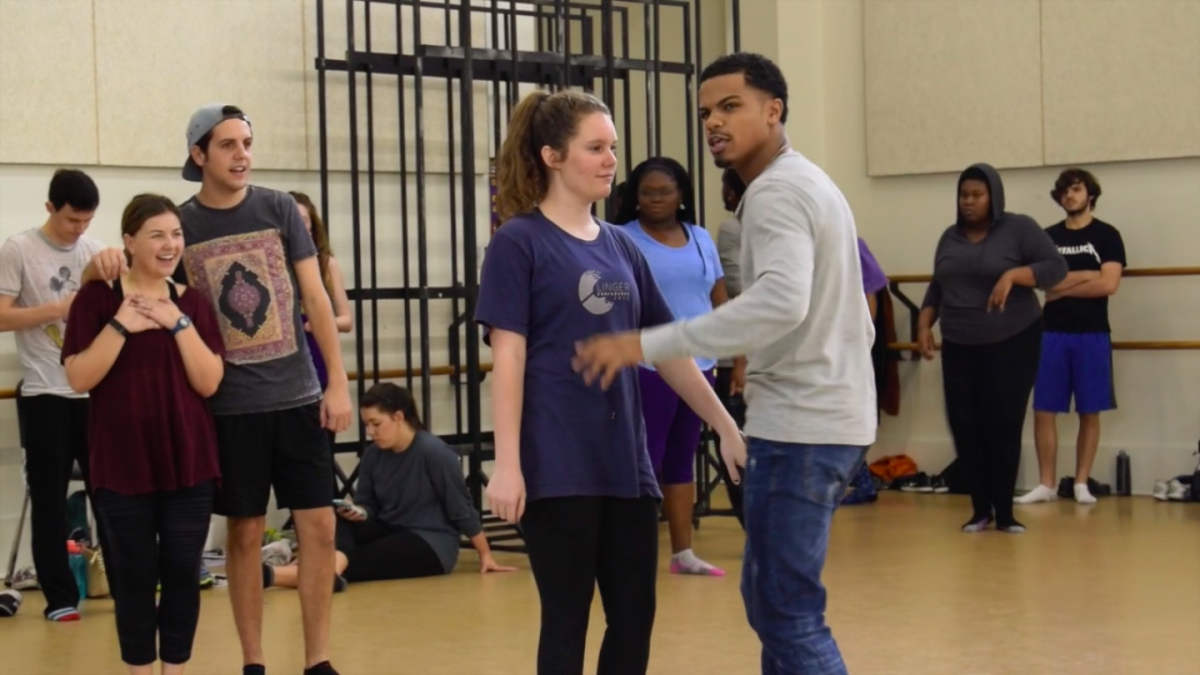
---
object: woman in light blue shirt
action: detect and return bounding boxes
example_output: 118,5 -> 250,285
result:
617,157 -> 728,576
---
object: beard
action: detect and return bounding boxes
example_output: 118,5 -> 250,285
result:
1065,205 -> 1088,217
714,156 -> 732,169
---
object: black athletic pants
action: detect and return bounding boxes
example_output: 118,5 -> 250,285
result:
20,394 -> 106,614
335,518 -> 444,582
713,367 -> 746,528
941,320 -> 1042,524
520,496 -> 659,675
93,481 -> 214,666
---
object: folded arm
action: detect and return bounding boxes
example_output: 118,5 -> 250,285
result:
1050,262 -> 1123,299
1050,270 -> 1101,292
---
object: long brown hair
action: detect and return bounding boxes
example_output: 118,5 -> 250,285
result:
494,89 -> 610,222
121,194 -> 182,266
289,191 -> 333,292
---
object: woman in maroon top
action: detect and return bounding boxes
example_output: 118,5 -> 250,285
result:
62,194 -> 224,675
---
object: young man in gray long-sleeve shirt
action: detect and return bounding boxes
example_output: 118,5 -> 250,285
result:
574,53 -> 875,675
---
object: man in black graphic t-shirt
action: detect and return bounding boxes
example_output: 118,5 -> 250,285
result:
1018,168 -> 1126,506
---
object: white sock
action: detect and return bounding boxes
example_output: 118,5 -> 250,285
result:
670,549 -> 724,576
1074,482 -> 1097,504
1014,484 -> 1057,504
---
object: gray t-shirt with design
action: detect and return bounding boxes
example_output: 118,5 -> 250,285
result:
175,186 -> 322,415
0,229 -> 105,397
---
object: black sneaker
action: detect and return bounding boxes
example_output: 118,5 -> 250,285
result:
900,474 -> 933,493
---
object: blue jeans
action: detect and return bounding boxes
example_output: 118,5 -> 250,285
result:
741,439 -> 867,675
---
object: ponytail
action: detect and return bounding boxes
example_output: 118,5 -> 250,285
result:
494,89 -> 611,223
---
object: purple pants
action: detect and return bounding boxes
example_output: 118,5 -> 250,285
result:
638,366 -> 714,485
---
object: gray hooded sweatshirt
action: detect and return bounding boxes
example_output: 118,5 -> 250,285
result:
921,163 -> 1067,345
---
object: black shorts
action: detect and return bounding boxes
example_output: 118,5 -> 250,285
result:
212,403 -> 333,518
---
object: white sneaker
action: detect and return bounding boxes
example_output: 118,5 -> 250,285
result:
9,566 -> 38,591
1166,479 -> 1188,501
1014,484 -> 1058,504
1152,480 -> 1170,501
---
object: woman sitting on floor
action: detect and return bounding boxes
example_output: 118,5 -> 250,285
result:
264,383 -> 516,590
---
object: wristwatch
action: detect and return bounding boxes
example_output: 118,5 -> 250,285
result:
107,318 -> 128,337
171,315 -> 193,335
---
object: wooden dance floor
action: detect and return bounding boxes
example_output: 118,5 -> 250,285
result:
3,493 -> 1197,674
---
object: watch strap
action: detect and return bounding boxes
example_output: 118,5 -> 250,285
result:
171,315 -> 192,335
107,318 -> 129,337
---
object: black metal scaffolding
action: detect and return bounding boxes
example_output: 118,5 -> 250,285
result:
314,0 -> 743,553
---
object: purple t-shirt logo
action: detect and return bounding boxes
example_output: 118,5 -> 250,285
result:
475,211 -> 676,503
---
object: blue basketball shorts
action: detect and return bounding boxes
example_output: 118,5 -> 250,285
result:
1033,331 -> 1116,414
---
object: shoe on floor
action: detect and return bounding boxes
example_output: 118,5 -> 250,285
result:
962,516 -> 992,533
199,563 -> 214,588
1166,479 -> 1188,501
900,474 -> 933,493
9,567 -> 38,591
45,606 -> 81,622
1152,480 -> 1170,501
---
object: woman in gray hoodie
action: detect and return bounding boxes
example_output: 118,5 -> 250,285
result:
918,163 -> 1067,533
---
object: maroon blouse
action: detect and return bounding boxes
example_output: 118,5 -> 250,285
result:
62,280 -> 224,496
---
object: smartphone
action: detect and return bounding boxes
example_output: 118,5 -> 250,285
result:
332,499 -> 351,510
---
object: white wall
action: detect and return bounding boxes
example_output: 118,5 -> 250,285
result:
758,0 -> 1200,493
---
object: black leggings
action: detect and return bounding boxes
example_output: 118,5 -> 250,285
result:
942,320 -> 1042,524
93,481 -> 214,666
520,496 -> 659,675
20,394 -> 111,615
336,518 -> 444,582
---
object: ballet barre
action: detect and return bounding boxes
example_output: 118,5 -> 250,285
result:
886,265 -> 1200,360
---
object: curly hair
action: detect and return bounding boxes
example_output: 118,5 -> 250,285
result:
1051,168 -> 1102,209
494,89 -> 611,222
613,157 -> 697,226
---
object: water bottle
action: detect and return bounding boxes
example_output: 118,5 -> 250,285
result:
1115,451 -> 1131,497
67,540 -> 87,601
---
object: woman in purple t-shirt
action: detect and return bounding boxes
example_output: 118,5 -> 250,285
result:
62,194 -> 225,675
475,89 -> 744,675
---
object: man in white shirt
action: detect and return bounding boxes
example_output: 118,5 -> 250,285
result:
0,170 -> 106,622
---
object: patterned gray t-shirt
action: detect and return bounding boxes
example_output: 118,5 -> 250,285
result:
0,229 -> 105,397
175,186 -> 322,415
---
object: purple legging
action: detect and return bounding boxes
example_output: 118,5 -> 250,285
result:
638,366 -> 714,485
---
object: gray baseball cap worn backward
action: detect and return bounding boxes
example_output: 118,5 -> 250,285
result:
182,104 -> 252,182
